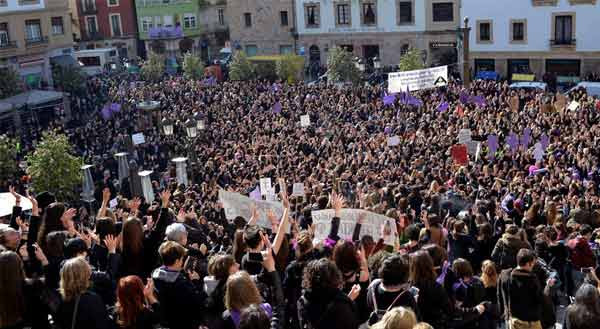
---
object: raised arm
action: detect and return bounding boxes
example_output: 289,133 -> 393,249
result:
97,188 -> 110,218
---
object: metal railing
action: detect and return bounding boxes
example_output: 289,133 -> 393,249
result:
550,38 -> 576,46
81,6 -> 97,14
0,40 -> 17,49
82,32 -> 103,41
25,36 -> 48,46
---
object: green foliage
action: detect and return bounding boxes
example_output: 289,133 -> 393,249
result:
398,48 -> 425,72
52,65 -> 86,96
0,67 -> 23,99
26,131 -> 82,201
182,52 -> 205,80
326,47 -> 361,84
276,55 -> 304,84
229,51 -> 255,81
141,52 -> 165,82
0,135 -> 18,183
254,61 -> 277,81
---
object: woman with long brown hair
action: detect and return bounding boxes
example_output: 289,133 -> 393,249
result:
37,203 -> 77,254
119,218 -> 146,278
112,276 -> 160,329
0,250 -> 49,329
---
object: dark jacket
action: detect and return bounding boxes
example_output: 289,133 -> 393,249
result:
366,279 -> 419,317
498,268 -> 546,322
55,291 -> 109,329
109,302 -> 161,329
298,288 -> 359,329
284,251 -> 317,329
152,266 -> 206,329
491,234 -> 531,270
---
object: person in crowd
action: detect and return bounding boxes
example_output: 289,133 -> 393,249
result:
491,225 -> 532,271
370,307 -> 417,329
564,283 -> 600,329
479,261 -> 499,329
298,258 -> 359,329
55,257 -> 109,329
567,224 -> 596,292
111,275 -> 161,329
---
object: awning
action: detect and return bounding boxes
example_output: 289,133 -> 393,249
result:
0,90 -> 65,114
50,54 -> 79,67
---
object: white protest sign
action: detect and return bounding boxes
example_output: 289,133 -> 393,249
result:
311,209 -> 397,245
300,114 -> 311,127
467,141 -> 480,156
387,135 -> 400,147
568,101 -> 580,111
292,183 -> 305,197
219,190 -> 284,229
131,133 -> 145,145
259,178 -> 272,196
109,198 -> 118,209
533,142 -> 544,162
388,65 -> 448,93
458,129 -> 472,145
0,193 -> 33,217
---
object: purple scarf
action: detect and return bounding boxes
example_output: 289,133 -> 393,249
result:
230,303 -> 272,328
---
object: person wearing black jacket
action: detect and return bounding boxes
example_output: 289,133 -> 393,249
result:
152,241 -> 206,329
498,249 -> 554,329
297,258 -> 360,329
284,231 -> 317,329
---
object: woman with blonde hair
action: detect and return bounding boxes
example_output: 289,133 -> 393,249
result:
371,306 -> 417,329
56,257 -> 109,329
479,260 -> 499,329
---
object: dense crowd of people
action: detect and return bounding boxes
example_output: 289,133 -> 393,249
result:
2,71 -> 600,329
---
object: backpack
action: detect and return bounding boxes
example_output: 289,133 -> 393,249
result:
367,280 -> 413,326
494,240 -> 517,270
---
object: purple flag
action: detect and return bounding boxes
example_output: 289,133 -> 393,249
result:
540,133 -> 550,150
437,101 -> 449,112
101,105 -> 112,120
459,91 -> 469,104
520,128 -> 531,148
249,186 -> 261,200
469,95 -> 486,106
272,101 -> 282,114
487,134 -> 499,159
383,94 -> 396,106
507,132 -> 519,154
110,103 -> 121,113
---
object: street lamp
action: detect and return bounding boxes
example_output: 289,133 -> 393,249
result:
373,56 -> 381,70
421,50 -> 428,66
185,118 -> 197,138
161,117 -> 174,136
358,58 -> 366,72
194,112 -> 205,130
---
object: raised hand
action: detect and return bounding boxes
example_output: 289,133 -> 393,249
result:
33,244 -> 49,266
261,233 -> 275,272
348,284 -> 361,301
144,278 -> 158,304
9,186 -> 21,206
102,187 -> 111,204
104,234 -> 118,254
278,178 -> 290,209
25,190 -> 39,216
160,189 -> 171,208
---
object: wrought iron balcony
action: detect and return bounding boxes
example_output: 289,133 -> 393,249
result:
0,40 -> 18,49
25,36 -> 48,47
550,38 -> 576,46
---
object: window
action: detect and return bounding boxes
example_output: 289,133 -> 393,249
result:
163,15 -> 173,27
398,1 -> 413,24
86,16 -> 97,34
141,16 -> 152,32
336,4 -> 350,25
0,23 -> 8,46
245,44 -> 257,56
183,13 -> 196,29
154,16 -> 162,28
0,0 -> 7,7
340,44 -> 353,53
108,0 -> 117,6
362,2 -> 376,25
305,4 -> 319,27
280,11 -> 288,26
25,19 -> 42,41
218,8 -> 225,25
51,16 -> 64,35
400,44 -> 409,55
110,14 -> 122,36
512,22 -> 524,41
280,45 -> 293,54
78,56 -> 101,66
555,15 -> 573,44
432,2 -> 453,22
244,12 -> 252,27
479,22 -> 491,41
82,0 -> 95,11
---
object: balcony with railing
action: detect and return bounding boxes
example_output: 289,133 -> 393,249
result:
81,6 -> 97,14
550,38 -> 576,47
0,40 -> 17,49
25,36 -> 48,47
139,0 -> 193,6
148,26 -> 184,39
81,31 -> 103,41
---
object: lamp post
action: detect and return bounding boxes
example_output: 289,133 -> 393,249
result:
184,117 -> 198,184
161,117 -> 174,136
185,118 -> 198,139
81,164 -> 96,223
462,17 -> 472,87
358,58 -> 366,73
194,112 -> 205,131
373,56 -> 381,71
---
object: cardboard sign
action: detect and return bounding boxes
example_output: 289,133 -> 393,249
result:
132,133 -> 145,145
451,144 -> 468,166
458,129 -> 472,145
109,198 -> 118,209
388,65 -> 448,93
0,193 -> 33,217
509,96 -> 519,111
387,135 -> 400,147
292,183 -> 305,197
533,142 -> 544,162
219,190 -> 284,229
311,209 -> 398,245
259,178 -> 272,196
554,94 -> 567,111
300,115 -> 311,127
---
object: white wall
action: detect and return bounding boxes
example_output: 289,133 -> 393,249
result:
0,0 -> 45,13
295,0 -> 426,35
462,0 -> 600,52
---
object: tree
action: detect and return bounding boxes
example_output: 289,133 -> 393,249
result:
0,67 -> 23,99
183,52 -> 204,80
141,52 -> 165,82
0,135 -> 18,184
52,64 -> 86,96
326,47 -> 361,84
398,48 -> 425,72
276,55 -> 304,83
26,131 -> 82,201
229,51 -> 255,81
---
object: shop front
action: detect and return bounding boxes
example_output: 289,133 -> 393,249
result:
19,57 -> 45,89
507,59 -> 531,81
